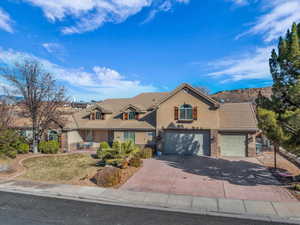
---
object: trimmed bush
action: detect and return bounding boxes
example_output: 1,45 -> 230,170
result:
97,148 -> 118,160
18,143 -> 30,154
97,142 -> 111,159
39,140 -> 59,154
112,141 -> 121,151
294,184 -> 300,191
129,156 -> 143,168
140,147 -> 153,159
94,167 -> 122,187
100,142 -> 110,150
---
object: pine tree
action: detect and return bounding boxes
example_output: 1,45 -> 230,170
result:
256,22 -> 300,155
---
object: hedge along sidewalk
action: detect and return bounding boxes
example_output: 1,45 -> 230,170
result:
0,179 -> 300,224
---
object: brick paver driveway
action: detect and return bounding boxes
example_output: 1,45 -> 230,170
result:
121,155 -> 297,202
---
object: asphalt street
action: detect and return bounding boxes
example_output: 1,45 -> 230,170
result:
0,191 -> 293,225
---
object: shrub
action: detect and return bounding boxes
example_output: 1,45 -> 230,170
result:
18,143 -> 30,154
39,140 -> 59,154
97,148 -> 119,160
129,156 -> 143,168
100,142 -> 110,150
97,142 -> 111,159
6,150 -> 17,159
112,141 -> 121,151
94,167 -> 122,187
140,147 -> 153,159
105,158 -> 124,167
0,129 -> 26,158
294,184 -> 300,191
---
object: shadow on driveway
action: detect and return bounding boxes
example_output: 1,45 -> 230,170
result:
159,155 -> 280,186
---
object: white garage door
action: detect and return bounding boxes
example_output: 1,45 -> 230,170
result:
220,134 -> 246,157
163,130 -> 210,156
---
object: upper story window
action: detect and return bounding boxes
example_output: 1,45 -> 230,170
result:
96,111 -> 102,120
128,111 -> 136,120
123,111 -> 138,120
179,104 -> 193,120
90,111 -> 104,120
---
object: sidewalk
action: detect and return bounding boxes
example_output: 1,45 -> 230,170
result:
0,179 -> 300,224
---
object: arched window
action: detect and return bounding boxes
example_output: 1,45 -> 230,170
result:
48,130 -> 58,141
179,104 -> 193,120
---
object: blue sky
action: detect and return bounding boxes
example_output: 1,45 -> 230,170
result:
0,0 -> 299,101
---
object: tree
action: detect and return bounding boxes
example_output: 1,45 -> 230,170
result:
0,100 -> 14,129
256,22 -> 300,157
0,60 -> 66,153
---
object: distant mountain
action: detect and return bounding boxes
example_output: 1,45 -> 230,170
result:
0,95 -> 23,104
211,87 -> 272,103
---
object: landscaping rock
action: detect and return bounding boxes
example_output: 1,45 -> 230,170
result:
94,167 -> 121,187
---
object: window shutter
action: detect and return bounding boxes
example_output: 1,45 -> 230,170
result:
174,106 -> 179,120
101,114 -> 105,120
124,113 -> 128,120
91,112 -> 95,120
193,107 -> 198,120
135,113 -> 139,120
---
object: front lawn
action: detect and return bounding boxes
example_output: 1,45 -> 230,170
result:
19,153 -> 100,185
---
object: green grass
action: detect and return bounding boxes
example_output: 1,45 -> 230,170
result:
20,154 -> 100,182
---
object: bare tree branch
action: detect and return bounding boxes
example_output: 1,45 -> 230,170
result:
0,60 -> 67,153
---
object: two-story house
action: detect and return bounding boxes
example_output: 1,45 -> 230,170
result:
62,83 -> 259,157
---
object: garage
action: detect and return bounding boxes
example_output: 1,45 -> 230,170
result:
163,130 -> 210,156
220,134 -> 246,157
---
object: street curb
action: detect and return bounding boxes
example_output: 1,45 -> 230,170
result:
0,187 -> 299,224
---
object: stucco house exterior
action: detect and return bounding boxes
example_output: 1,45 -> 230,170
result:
61,83 -> 259,157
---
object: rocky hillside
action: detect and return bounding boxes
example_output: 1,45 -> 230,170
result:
211,87 -> 272,103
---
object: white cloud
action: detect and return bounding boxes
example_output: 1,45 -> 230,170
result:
229,0 -> 249,6
0,8 -> 13,33
142,0 -> 189,24
0,48 -> 157,100
208,46 -> 275,82
21,0 -> 188,34
42,43 -> 62,54
236,0 -> 300,42
42,42 -> 66,61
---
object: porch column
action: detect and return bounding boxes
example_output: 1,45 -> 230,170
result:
60,131 -> 69,152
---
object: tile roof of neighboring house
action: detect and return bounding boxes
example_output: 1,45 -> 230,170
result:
219,102 -> 258,131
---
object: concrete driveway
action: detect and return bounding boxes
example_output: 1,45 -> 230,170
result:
121,155 -> 297,202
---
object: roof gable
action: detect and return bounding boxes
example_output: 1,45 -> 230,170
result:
153,83 -> 220,109
88,104 -> 112,114
120,104 -> 144,113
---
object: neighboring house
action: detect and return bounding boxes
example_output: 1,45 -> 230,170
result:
62,83 -> 259,157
